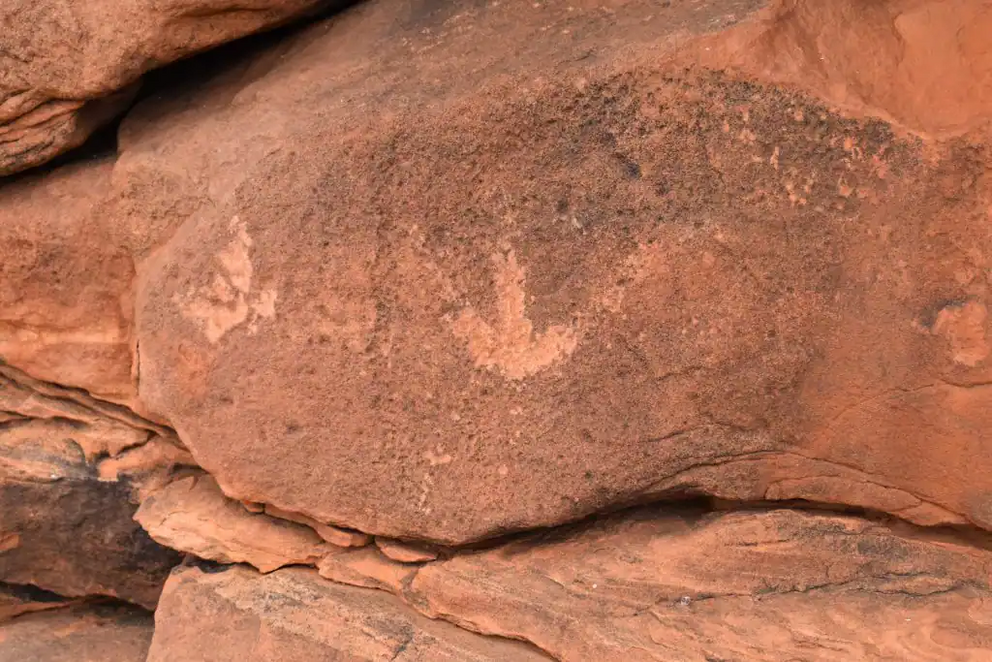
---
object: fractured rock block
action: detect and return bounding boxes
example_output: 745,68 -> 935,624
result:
147,564 -> 552,661
0,365 -> 185,608
409,508 -> 992,660
317,545 -> 417,593
148,506 -> 992,660
126,0 -> 992,544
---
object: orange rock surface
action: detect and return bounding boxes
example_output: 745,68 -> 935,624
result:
0,603 -> 153,661
135,474 -> 331,572
148,564 -> 552,661
2,0 -> 992,659
131,0 -> 992,543
148,507 -> 992,660
0,0 -> 332,175
0,363 -> 184,608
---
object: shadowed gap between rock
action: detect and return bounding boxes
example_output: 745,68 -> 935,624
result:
0,0 -> 360,189
0,579 -> 155,618
156,496 -> 992,662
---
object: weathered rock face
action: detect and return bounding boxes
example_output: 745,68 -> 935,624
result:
126,0 -> 992,544
135,474 -> 331,573
702,0 -> 992,138
405,508 -> 992,660
147,564 -> 552,661
0,603 -> 154,661
0,0 -> 336,176
147,507 -> 992,661
2,0 -> 992,659
0,161 -> 135,403
0,363 -> 188,608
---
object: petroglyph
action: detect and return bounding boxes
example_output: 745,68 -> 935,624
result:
933,300 -> 989,367
452,250 -> 577,380
179,216 -> 277,344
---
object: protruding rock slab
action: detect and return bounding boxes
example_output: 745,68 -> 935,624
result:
375,537 -> 439,563
408,508 -> 992,660
146,564 -> 552,661
135,475 -> 330,573
265,504 -> 371,548
133,0 -> 992,543
0,0 -> 334,175
0,603 -> 153,661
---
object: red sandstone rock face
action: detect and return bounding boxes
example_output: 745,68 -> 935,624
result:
0,584 -> 77,623
406,508 -> 992,660
0,0 -> 333,175
699,0 -> 992,139
147,508 -> 992,661
1,0 -> 992,659
0,363 -> 188,608
147,564 -> 552,661
0,603 -> 154,661
135,474 -> 332,572
0,161 -> 135,402
127,0 -> 992,544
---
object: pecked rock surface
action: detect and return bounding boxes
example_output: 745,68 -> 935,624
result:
148,507 -> 992,661
1,0 -> 992,658
123,0 -> 992,544
0,0 -> 337,176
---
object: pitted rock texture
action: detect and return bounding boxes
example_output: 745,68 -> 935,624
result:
0,603 -> 154,661
127,0 -> 992,543
1,0 -> 992,659
0,0 -> 336,176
